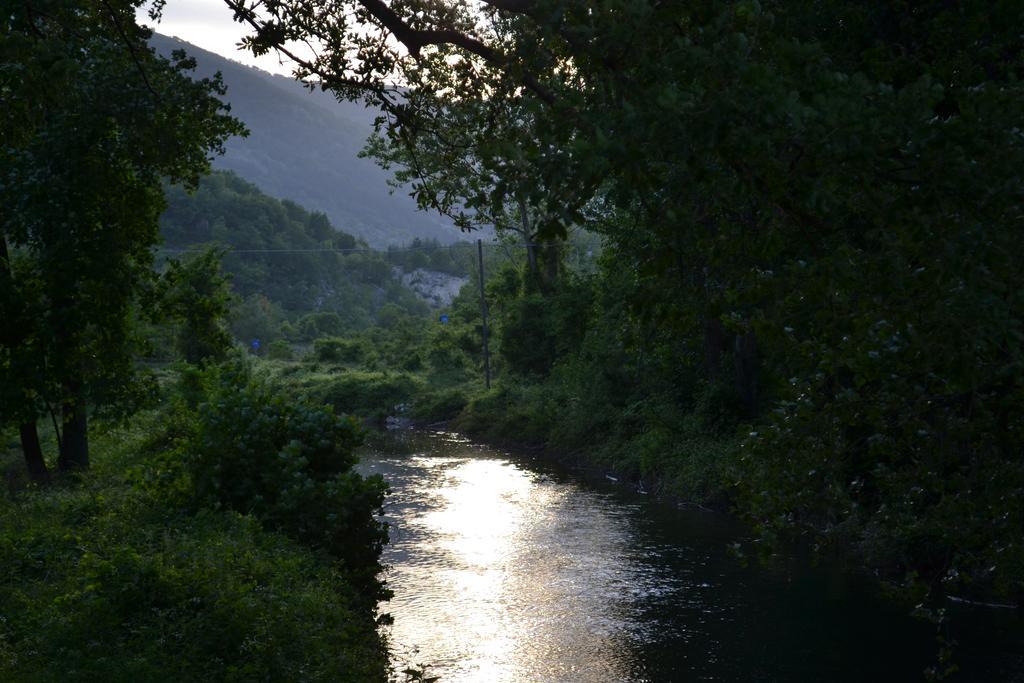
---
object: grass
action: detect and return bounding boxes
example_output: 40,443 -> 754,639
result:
0,409 -> 387,682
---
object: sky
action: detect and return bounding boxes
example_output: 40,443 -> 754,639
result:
136,0 -> 299,76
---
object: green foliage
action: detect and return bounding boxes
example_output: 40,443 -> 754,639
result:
299,312 -> 346,340
313,337 -> 368,364
691,381 -> 744,437
158,247 -> 234,364
496,292 -> 557,377
423,326 -> 474,384
300,370 -> 421,421
490,267 -> 593,378
160,171 -> 430,335
447,245 -> 746,505
0,504 -> 385,682
0,404 -> 386,682
266,339 -> 295,361
180,361 -> 389,601
455,382 -> 557,446
230,294 -> 288,348
385,238 -> 477,277
228,0 -> 1024,610
411,388 -> 469,423
0,0 -> 243,471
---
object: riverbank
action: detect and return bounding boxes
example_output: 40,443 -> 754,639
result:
0,369 -> 389,682
379,424 -> 1024,680
253,347 -> 739,512
404,383 -> 1024,680
447,380 -> 741,511
360,428 -> 1024,682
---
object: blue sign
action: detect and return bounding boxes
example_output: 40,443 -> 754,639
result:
251,338 -> 261,352
439,314 -> 449,325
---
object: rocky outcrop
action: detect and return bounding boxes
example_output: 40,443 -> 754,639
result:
398,268 -> 468,308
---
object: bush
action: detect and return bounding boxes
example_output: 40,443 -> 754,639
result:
313,337 -> 367,364
183,362 -> 389,602
0,400 -> 387,682
0,497 -> 386,682
302,370 -> 420,419
266,339 -> 294,360
298,311 -> 345,340
412,388 -> 469,422
454,382 -> 555,445
690,380 -> 742,436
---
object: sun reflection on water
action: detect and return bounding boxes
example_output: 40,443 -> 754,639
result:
359,429 -> 989,682
373,443 -> 674,683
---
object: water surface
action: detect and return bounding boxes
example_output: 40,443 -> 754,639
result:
358,430 -> 1022,681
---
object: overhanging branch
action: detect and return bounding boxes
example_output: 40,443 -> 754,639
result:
356,0 -> 555,104
222,0 -> 555,105
481,0 -> 535,14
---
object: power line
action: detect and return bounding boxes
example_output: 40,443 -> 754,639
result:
155,241 -> 562,255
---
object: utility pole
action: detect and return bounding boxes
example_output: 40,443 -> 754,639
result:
477,239 -> 491,389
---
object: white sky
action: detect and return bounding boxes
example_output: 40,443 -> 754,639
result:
137,0 -> 299,76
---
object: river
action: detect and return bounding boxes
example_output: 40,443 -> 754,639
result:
357,429 -> 1023,682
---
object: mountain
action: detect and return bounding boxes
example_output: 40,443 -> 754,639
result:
160,170 -> 430,332
150,33 -> 465,248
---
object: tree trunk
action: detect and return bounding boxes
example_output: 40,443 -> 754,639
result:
59,381 -> 89,470
735,330 -> 758,417
515,198 -> 562,291
539,240 -> 561,288
20,422 -> 50,485
704,317 -> 726,382
3,236 -> 50,483
525,240 -> 539,274
517,196 -> 539,275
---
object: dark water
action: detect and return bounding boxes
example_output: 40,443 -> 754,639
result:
357,430 -> 1023,682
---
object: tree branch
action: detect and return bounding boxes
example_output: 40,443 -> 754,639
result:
356,0 -> 555,104
222,0 -> 374,92
100,0 -> 158,98
223,0 -> 557,105
480,0 -> 536,15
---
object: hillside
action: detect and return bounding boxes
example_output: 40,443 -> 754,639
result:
160,170 -> 430,338
150,33 -> 464,247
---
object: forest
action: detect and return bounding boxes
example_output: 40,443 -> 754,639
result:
2,0 -> 1022,680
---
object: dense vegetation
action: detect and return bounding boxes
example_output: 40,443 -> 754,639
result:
0,360 -> 388,681
1,0 -> 242,478
158,170 -> 431,345
4,0 -> 1023,678
228,0 -> 1024,638
1,3 -> 392,679
383,238 -> 477,278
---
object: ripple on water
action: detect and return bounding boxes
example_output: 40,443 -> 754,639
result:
365,444 -> 701,683
360,431 -> 987,682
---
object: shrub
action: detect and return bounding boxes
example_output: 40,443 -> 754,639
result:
313,337 -> 367,364
454,382 -> 555,444
412,388 -> 469,422
0,398 -> 387,682
303,370 -> 420,419
267,339 -> 294,360
0,493 -> 386,682
298,311 -> 345,339
183,362 -> 389,602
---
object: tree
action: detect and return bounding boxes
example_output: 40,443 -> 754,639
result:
159,247 -> 235,365
226,0 -> 596,272
362,96 -> 568,287
0,0 -> 244,477
227,0 -> 1024,604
